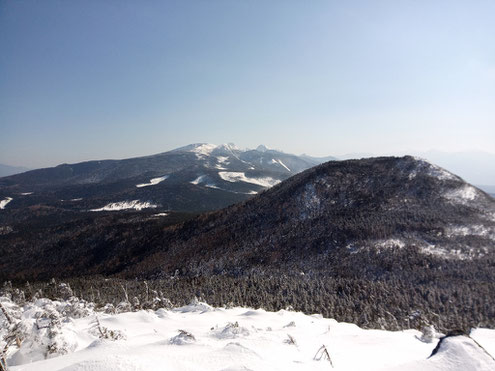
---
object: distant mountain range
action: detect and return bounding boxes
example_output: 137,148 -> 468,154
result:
1,155 -> 494,282
0,143 -> 321,216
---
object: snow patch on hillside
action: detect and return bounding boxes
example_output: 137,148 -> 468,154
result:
4,298 -> 495,371
90,200 -> 157,211
446,224 -> 495,240
270,158 -> 291,172
376,239 -> 406,249
0,197 -> 13,209
154,212 -> 169,217
445,185 -> 479,203
218,172 -> 280,188
136,175 -> 168,188
190,175 -> 207,185
190,143 -> 218,159
410,158 -> 458,181
420,244 -> 471,260
216,156 -> 229,164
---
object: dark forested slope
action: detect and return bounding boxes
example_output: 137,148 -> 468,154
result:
1,156 -> 494,283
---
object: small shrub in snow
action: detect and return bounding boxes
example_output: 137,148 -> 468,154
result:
214,322 -> 250,339
283,321 -> 296,328
57,297 -> 93,319
57,283 -> 73,300
284,334 -> 297,346
132,297 -> 140,310
417,325 -> 440,343
313,345 -> 333,367
170,330 -> 196,345
102,303 -> 116,314
116,301 -> 132,313
90,317 -> 126,341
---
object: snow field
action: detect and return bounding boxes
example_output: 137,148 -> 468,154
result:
4,299 -> 494,371
136,176 -> 169,188
270,158 -> 291,172
218,172 -> 280,188
90,200 -> 157,211
0,197 -> 13,209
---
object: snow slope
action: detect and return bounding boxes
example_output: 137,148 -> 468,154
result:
218,171 -> 281,188
136,176 -> 169,188
4,299 -> 494,371
90,200 -> 157,211
0,197 -> 13,209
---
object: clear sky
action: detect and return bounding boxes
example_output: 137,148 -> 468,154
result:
1,0 -> 494,169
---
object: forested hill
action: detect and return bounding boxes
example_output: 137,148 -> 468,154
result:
2,156 -> 493,282
128,155 -> 495,279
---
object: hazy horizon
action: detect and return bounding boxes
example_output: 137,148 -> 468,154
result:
1,1 -> 494,180
1,142 -> 495,186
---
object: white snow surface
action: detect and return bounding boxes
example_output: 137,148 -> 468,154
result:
189,143 -> 218,159
410,157 -> 458,181
445,224 -> 495,240
190,175 -> 207,185
136,176 -> 169,188
216,156 -> 229,164
90,200 -> 157,211
270,158 -> 291,172
376,239 -> 406,249
4,298 -> 495,371
218,171 -> 281,188
0,197 -> 13,209
445,185 -> 480,204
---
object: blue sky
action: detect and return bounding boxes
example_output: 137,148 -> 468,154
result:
1,0 -> 494,170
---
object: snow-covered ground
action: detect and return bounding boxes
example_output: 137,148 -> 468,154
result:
190,175 -> 207,185
90,200 -> 157,211
189,143 -> 218,159
270,158 -> 291,172
0,197 -> 13,209
2,297 -> 494,371
218,171 -> 281,188
136,176 -> 169,188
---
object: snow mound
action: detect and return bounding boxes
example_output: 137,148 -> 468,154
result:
386,335 -> 495,371
212,322 -> 250,339
90,200 -> 157,211
0,197 -> 13,209
173,300 -> 213,314
218,171 -> 280,188
169,330 -> 196,345
136,175 -> 168,188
